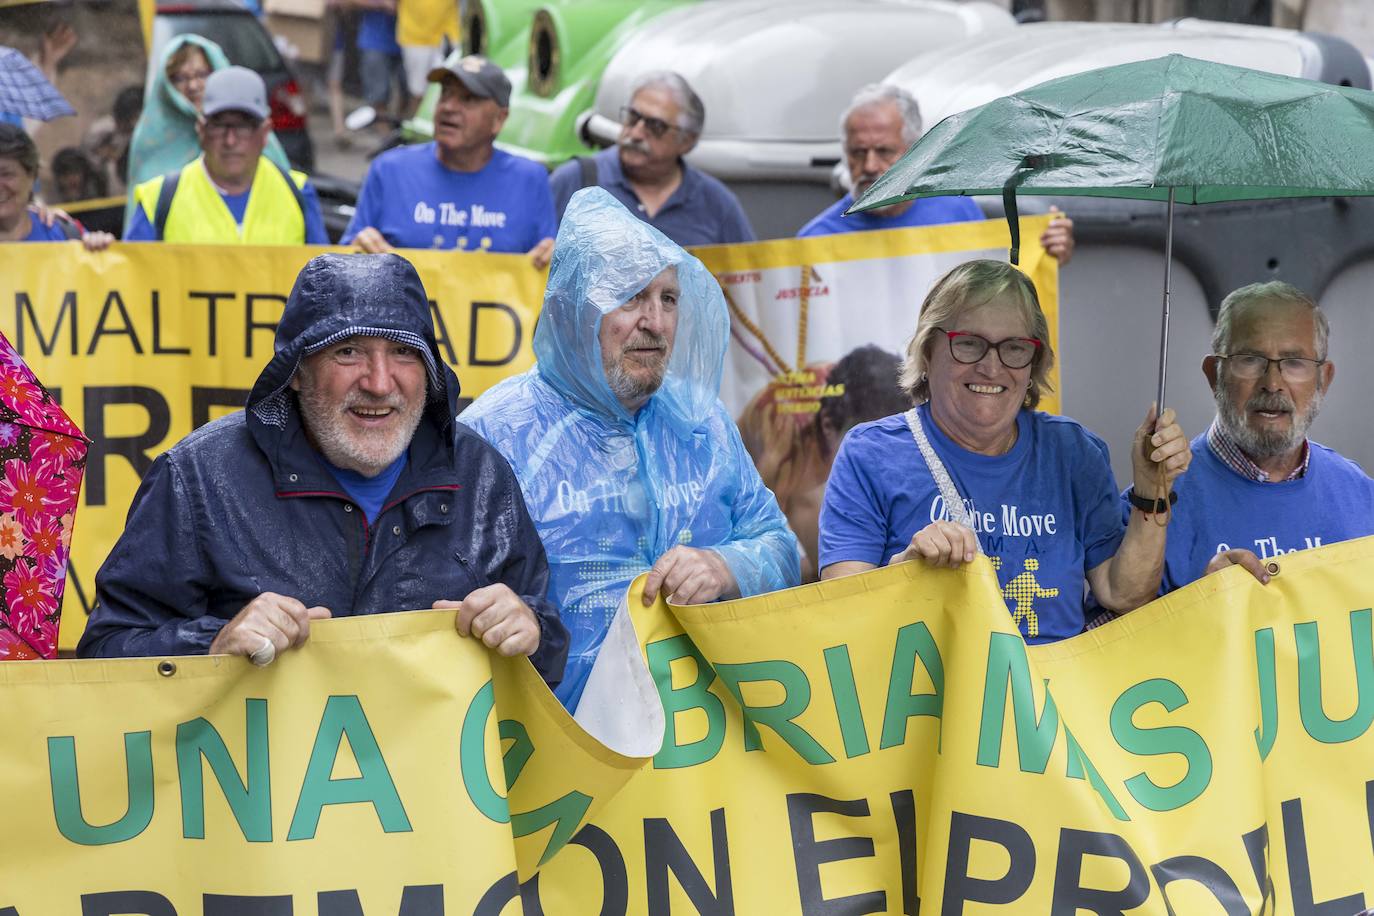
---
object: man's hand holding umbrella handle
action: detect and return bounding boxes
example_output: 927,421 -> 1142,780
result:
209,592 -> 332,665
437,584 -> 541,657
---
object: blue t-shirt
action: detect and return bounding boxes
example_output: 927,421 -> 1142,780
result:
21,211 -> 76,241
820,405 -> 1124,643
319,452 -> 407,525
125,174 -> 329,243
549,146 -> 755,248
357,11 -> 400,54
344,144 -> 556,253
1151,434 -> 1374,593
797,192 -> 984,237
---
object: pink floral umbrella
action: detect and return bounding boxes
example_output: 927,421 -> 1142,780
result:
0,332 -> 86,660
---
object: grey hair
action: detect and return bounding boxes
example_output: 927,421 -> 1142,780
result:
629,71 -> 705,135
899,259 -> 1054,408
1212,281 -> 1329,360
841,83 -> 923,145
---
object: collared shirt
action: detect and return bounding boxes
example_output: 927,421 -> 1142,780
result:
1206,418 -> 1309,482
549,146 -> 755,247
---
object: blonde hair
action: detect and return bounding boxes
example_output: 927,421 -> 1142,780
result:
898,259 -> 1055,408
165,44 -> 209,80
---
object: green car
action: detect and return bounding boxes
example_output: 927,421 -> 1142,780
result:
402,0 -> 697,166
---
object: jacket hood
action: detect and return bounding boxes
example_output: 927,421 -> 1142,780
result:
247,253 -> 459,432
533,187 -> 727,438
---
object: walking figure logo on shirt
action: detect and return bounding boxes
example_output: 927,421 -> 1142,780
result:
990,556 -> 1058,638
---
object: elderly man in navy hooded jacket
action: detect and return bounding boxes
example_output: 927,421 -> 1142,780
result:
78,253 -> 568,684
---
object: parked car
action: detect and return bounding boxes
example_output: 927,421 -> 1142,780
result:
151,0 -> 314,172
581,0 -> 1016,239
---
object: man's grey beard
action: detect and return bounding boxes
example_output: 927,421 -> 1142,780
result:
603,332 -> 670,407
297,377 -> 424,477
1214,380 -> 1323,460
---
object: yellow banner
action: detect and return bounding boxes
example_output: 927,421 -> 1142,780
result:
0,219 -> 1057,650
2,539 -> 1371,912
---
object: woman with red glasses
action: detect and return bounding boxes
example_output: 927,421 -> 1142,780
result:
818,259 -> 1190,642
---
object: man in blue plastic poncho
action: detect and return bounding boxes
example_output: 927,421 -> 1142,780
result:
461,187 -> 801,710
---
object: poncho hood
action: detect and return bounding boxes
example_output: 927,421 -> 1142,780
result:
534,187 -> 727,439
247,253 -> 458,433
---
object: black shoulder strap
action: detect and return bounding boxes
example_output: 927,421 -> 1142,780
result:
577,155 -> 597,190
153,168 -> 183,240
268,158 -> 307,220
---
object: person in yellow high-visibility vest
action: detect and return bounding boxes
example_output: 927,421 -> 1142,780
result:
127,67 -> 328,244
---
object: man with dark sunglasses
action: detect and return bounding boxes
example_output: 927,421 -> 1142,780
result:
127,67 -> 328,244
1148,281 -> 1374,591
549,71 -> 755,247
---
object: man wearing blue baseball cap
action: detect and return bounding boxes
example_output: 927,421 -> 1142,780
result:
127,66 -> 328,244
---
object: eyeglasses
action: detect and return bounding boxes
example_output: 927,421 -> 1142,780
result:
620,106 -> 680,139
939,329 -> 1043,369
171,69 -> 211,89
203,119 -> 261,141
1218,353 -> 1325,383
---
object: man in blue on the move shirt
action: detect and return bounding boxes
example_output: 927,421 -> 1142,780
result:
343,54 -> 556,266
1149,281 -> 1374,591
797,84 -> 1074,266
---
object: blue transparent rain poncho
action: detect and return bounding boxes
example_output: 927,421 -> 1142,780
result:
461,188 -> 800,709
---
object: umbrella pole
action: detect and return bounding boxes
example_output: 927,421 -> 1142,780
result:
1154,187 -> 1176,419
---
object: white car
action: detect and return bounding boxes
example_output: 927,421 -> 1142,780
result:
582,0 -> 1016,237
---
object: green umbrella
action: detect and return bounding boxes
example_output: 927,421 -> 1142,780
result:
852,53 -> 1374,408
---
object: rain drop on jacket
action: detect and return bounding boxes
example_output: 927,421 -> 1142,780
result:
461,188 -> 800,710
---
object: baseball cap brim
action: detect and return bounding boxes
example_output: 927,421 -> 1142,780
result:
427,66 -> 491,98
202,100 -> 268,120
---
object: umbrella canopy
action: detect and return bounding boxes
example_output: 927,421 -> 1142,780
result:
0,46 -> 75,122
851,54 -> 1374,410
0,332 -> 87,660
854,53 -> 1374,212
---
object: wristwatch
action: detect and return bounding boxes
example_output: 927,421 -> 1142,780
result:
1127,487 -> 1178,514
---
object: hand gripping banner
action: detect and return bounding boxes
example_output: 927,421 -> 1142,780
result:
1,535 -> 1372,913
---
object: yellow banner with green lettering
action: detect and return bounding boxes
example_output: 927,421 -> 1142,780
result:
0,218 -> 1057,652
1,540 -> 1371,913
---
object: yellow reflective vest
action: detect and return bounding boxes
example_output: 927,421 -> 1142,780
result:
133,156 -> 309,244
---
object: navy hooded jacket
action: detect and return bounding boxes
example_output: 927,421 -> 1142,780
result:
77,253 -> 568,683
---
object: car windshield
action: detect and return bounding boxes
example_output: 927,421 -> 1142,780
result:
153,12 -> 282,75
